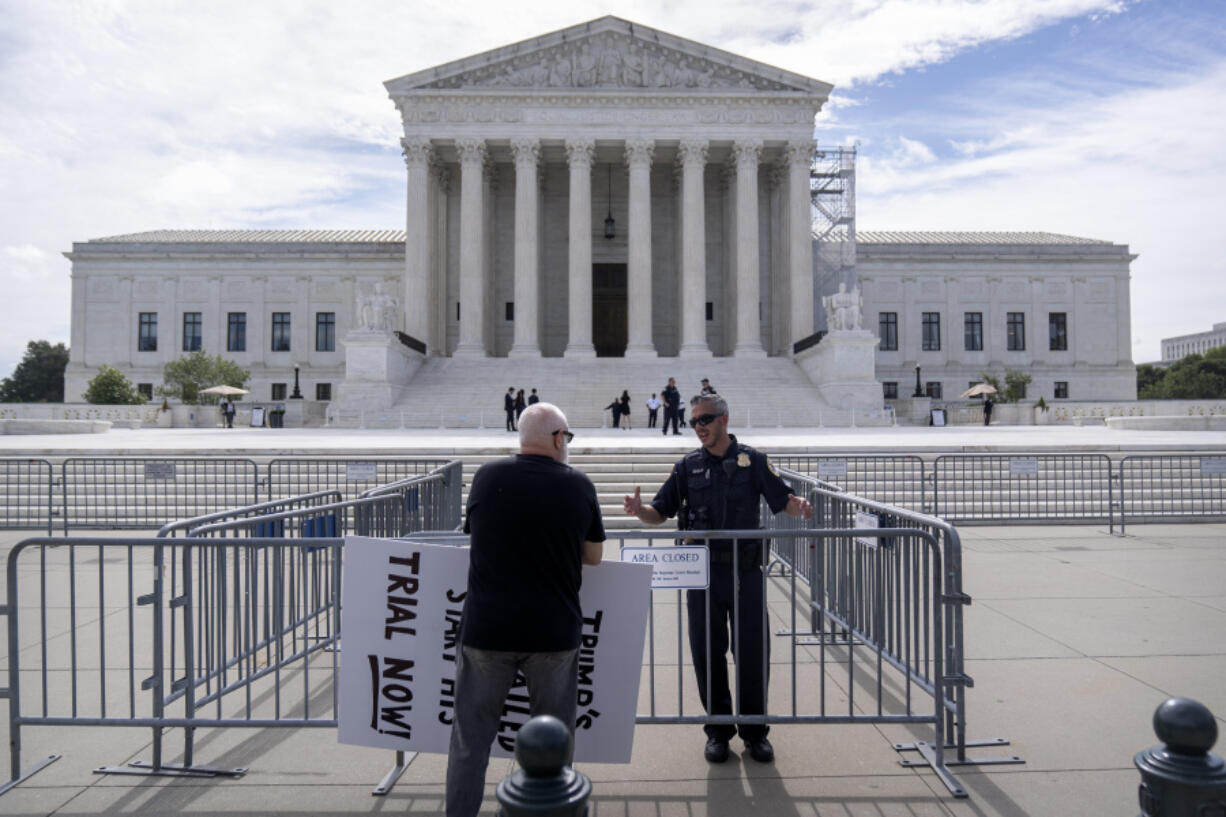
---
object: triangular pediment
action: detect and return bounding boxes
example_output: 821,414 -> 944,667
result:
385,16 -> 831,96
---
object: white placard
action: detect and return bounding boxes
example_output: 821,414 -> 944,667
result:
1009,457 -> 1039,477
143,462 -> 176,481
620,545 -> 709,589
1201,457 -> 1226,477
337,537 -> 652,763
817,459 -> 848,479
854,510 -> 879,547
346,462 -> 379,482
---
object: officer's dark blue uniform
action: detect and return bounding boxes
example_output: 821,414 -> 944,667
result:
650,434 -> 791,744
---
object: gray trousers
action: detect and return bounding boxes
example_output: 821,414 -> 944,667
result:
445,645 -> 579,817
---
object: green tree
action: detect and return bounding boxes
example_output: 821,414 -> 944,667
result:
158,350 -> 250,405
83,365 -> 145,404
1003,369 -> 1033,403
0,340 -> 69,402
1136,363 -> 1167,399
1157,347 -> 1226,399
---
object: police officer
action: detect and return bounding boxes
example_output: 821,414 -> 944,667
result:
624,393 -> 813,764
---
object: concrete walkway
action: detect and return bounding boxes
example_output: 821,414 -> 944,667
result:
2,523 -> 1223,816
1,426 -> 1224,815
1,421 -> 1225,456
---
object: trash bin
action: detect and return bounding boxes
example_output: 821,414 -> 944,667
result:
269,406 -> 285,428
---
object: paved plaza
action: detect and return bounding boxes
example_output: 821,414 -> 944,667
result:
0,424 -> 1223,815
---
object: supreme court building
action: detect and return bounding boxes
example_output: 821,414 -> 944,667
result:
63,16 -> 1137,416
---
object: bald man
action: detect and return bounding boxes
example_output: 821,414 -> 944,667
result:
445,403 -> 605,817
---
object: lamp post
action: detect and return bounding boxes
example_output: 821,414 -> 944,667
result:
913,365 -> 924,397
290,364 -> 303,399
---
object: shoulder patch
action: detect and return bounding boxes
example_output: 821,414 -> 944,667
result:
765,455 -> 780,477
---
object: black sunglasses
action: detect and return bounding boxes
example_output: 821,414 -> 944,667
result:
552,429 -> 575,443
689,413 -> 721,428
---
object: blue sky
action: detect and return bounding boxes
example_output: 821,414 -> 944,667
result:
2,0 -> 1223,377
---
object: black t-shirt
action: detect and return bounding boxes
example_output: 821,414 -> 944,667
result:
461,454 -> 606,652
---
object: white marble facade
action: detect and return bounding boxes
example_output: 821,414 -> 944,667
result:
386,16 -> 828,361
62,17 -> 1139,406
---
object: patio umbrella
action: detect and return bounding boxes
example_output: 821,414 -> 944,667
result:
199,385 -> 249,396
958,383 -> 998,399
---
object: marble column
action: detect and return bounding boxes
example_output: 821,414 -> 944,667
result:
787,140 -> 815,351
624,138 -> 656,358
509,139 -> 541,357
677,139 -> 711,358
401,137 -> 433,349
564,139 -> 596,358
733,140 -> 766,357
454,138 -> 486,358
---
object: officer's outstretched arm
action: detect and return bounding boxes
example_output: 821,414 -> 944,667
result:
624,486 -> 666,525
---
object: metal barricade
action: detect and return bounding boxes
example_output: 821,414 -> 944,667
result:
768,454 -> 926,510
156,490 -> 344,538
60,457 -> 260,532
932,453 -> 1113,524
1116,454 -> 1226,534
0,458 -> 54,534
265,457 -> 454,502
4,535 -> 339,788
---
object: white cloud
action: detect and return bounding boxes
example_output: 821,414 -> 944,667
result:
0,0 -> 1205,375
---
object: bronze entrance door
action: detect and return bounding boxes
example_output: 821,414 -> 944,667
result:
592,263 -> 627,357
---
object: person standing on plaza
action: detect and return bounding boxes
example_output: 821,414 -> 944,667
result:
446,403 -> 605,817
983,395 -> 994,426
661,377 -> 682,436
619,390 -> 632,430
622,393 -> 813,764
223,398 -> 236,429
514,388 -> 527,424
645,392 -> 661,428
504,387 -> 517,432
528,388 -> 540,405
700,378 -> 717,396
604,395 -> 622,428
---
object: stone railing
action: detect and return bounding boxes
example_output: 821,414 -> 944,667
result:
937,399 -> 1226,426
0,402 -> 164,427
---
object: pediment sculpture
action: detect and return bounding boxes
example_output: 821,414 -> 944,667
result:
417,32 -> 797,92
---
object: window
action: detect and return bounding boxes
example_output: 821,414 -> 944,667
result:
271,383 -> 287,401
315,382 -> 332,401
137,383 -> 153,401
925,381 -> 943,399
882,381 -> 898,400
227,312 -> 247,352
922,312 -> 941,351
878,312 -> 898,351
271,312 -> 291,352
316,312 -> 336,352
1007,312 -> 1026,351
1054,381 -> 1069,399
706,302 -> 714,321
138,312 -> 158,352
505,302 -> 514,321
182,312 -> 202,352
964,312 -> 983,351
1049,312 -> 1068,351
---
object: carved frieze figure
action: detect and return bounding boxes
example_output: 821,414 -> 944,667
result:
358,282 -> 399,332
823,283 -> 863,332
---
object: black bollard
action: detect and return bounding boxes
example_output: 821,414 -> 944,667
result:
1134,697 -> 1226,816
496,715 -> 591,817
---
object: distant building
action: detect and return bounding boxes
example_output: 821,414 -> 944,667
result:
1161,322 -> 1226,362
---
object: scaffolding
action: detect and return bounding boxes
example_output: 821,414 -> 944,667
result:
811,145 -> 857,303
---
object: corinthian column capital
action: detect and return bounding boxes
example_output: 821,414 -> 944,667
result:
510,138 -> 540,168
565,139 -> 595,169
400,137 -> 433,168
624,138 -> 654,169
677,139 -> 709,167
785,139 -> 816,166
732,140 -> 763,168
456,138 -> 486,165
